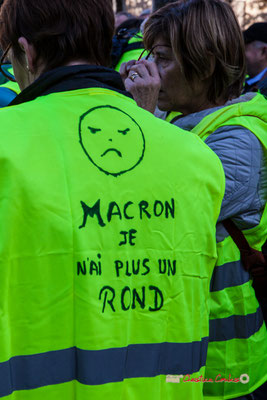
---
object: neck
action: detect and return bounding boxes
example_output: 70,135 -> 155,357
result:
26,59 -> 97,90
179,99 -> 225,117
64,60 -> 96,67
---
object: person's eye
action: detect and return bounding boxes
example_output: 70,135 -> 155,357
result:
159,54 -> 171,62
118,128 -> 130,135
88,126 -> 101,134
154,54 -> 169,65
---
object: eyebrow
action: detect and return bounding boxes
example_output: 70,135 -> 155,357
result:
153,48 -> 173,57
152,45 -> 172,54
118,128 -> 130,133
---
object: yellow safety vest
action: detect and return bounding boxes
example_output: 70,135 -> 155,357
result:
0,65 -> 20,94
165,111 -> 182,123
0,66 -> 20,107
0,79 -> 20,94
0,86 -> 224,399
115,32 -> 144,72
191,93 -> 267,399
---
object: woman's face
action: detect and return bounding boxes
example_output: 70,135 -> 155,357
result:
151,37 -> 210,115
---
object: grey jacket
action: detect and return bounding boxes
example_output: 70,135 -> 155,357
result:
157,93 -> 267,242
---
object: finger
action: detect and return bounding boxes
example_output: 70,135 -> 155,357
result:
120,60 -> 137,80
128,63 -> 151,80
119,63 -> 128,81
125,60 -> 137,73
137,59 -> 160,79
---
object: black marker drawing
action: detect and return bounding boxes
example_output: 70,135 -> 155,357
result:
79,105 -> 145,176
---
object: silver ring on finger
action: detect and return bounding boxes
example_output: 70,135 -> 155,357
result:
129,72 -> 140,82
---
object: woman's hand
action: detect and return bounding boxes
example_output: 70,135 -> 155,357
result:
120,59 -> 161,114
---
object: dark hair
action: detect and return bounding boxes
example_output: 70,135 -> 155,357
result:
145,0 -> 246,103
243,22 -> 267,45
0,0 -> 114,70
115,17 -> 142,34
152,0 -> 176,12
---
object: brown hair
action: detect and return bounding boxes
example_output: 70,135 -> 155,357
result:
144,0 -> 246,103
0,0 -> 114,70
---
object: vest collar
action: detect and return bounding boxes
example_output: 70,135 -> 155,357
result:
9,65 -> 131,106
172,93 -> 257,131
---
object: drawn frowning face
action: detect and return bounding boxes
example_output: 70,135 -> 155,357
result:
79,106 -> 145,176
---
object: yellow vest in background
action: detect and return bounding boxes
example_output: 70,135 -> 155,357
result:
0,65 -> 20,94
115,32 -> 144,72
0,79 -> 20,95
192,93 -> 267,399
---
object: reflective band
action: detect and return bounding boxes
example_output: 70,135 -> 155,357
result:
210,260 -> 250,292
209,306 -> 263,342
0,339 -> 208,397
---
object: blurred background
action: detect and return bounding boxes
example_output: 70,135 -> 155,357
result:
112,0 -> 267,29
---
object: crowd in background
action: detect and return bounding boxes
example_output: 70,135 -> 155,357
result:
114,4 -> 267,98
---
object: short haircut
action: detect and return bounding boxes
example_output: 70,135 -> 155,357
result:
145,0 -> 246,103
0,0 -> 114,70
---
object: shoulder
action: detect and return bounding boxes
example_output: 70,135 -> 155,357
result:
205,125 -> 262,155
205,125 -> 263,185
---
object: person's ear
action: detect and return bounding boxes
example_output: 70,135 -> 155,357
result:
17,37 -> 36,73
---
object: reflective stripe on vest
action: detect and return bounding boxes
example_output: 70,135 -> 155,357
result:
209,306 -> 263,342
210,260 -> 250,292
0,338 -> 208,397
